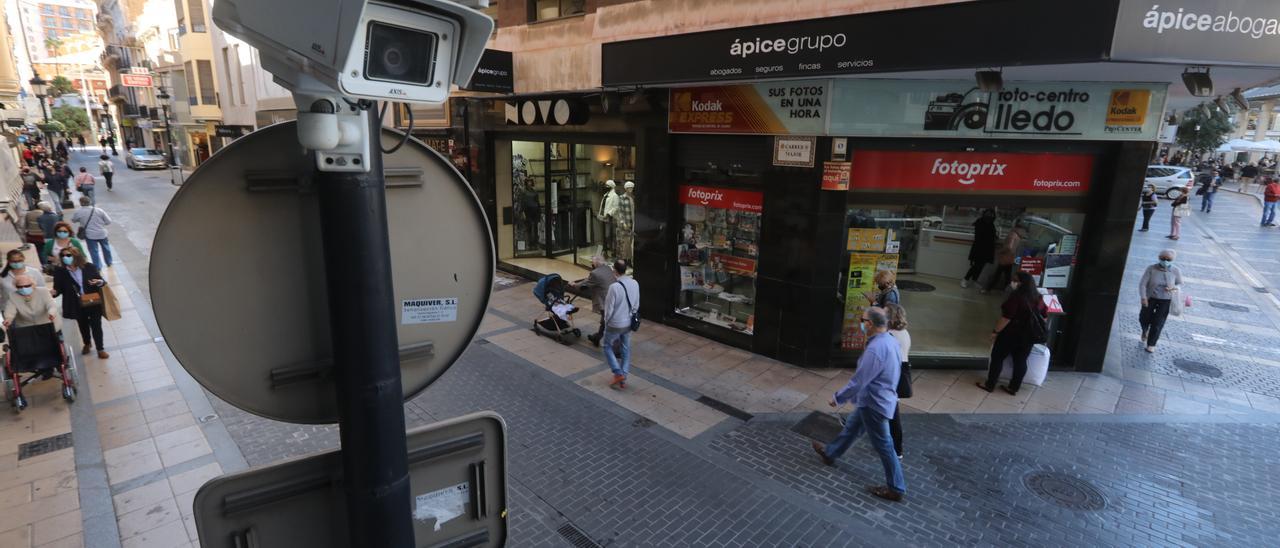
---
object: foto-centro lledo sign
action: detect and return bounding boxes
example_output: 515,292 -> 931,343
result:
668,79 -> 1168,141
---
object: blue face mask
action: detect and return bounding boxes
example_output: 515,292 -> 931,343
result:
55,231 -> 69,239
16,287 -> 32,296
61,256 -> 73,266
859,320 -> 868,334
9,262 -> 23,271
1159,259 -> 1173,268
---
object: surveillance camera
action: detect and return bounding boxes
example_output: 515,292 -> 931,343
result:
212,0 -> 493,104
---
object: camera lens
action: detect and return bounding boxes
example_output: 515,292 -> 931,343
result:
365,22 -> 436,85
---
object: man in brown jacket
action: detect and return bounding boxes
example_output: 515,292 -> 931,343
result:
573,255 -> 616,347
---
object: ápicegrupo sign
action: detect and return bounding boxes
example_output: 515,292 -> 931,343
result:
849,151 -> 1095,193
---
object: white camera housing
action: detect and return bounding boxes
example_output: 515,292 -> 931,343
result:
212,0 -> 494,104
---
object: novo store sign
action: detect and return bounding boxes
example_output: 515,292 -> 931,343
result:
828,80 -> 1167,141
848,151 -> 1096,194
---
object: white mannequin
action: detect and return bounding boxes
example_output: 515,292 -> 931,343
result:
615,181 -> 636,261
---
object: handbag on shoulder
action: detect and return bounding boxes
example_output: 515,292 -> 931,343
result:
897,362 -> 913,399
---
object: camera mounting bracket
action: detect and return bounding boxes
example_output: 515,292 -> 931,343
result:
295,92 -> 372,173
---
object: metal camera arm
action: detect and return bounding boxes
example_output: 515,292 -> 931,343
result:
295,91 -> 373,173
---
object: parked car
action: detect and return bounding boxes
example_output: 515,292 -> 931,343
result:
126,148 -> 167,170
1144,165 -> 1194,199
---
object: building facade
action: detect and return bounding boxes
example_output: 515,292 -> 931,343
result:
457,0 -> 1280,372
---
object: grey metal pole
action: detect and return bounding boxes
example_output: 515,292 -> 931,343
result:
312,105 -> 414,546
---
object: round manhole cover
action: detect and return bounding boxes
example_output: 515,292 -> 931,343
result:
1173,358 -> 1223,378
1023,472 -> 1106,511
897,280 -> 936,292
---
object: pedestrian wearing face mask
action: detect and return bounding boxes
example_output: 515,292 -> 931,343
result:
0,249 -> 46,312
1138,250 -> 1182,353
977,271 -> 1047,396
2,274 -> 56,330
810,306 -> 906,502
43,221 -> 87,266
51,247 -> 108,358
864,269 -> 900,307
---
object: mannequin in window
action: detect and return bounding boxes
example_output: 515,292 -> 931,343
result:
614,181 -> 636,261
598,180 -> 619,256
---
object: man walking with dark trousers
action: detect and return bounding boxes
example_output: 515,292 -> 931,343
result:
810,306 -> 906,502
572,255 -> 615,347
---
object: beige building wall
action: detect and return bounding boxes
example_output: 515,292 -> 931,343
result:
491,0 -> 967,93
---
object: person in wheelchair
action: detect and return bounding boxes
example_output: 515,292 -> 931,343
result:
3,274 -> 59,381
2,274 -> 56,329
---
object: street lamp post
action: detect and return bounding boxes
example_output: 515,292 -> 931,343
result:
29,72 -> 49,125
156,87 -> 183,186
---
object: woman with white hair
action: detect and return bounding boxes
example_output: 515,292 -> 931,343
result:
2,273 -> 56,329
1138,249 -> 1182,353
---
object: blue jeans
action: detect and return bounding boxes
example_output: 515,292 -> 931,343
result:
1200,191 -> 1215,212
87,238 -> 112,267
81,186 -> 95,204
601,327 -> 631,377
1264,202 -> 1278,225
824,407 -> 906,494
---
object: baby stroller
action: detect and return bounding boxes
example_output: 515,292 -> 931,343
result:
2,323 -> 77,411
531,274 -> 582,344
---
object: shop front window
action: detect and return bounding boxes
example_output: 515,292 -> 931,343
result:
838,205 -> 1082,358
674,184 -> 762,335
502,140 -> 636,278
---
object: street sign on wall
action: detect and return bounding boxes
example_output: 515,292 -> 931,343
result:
121,73 -> 153,87
150,122 -> 495,424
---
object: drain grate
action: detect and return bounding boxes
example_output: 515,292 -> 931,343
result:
896,280 -> 936,292
631,417 -> 655,428
475,339 -> 491,345
18,432 -> 73,460
790,411 -> 844,444
1254,287 -> 1270,293
1023,472 -> 1107,511
556,523 -> 601,548
696,396 -> 754,422
1206,300 -> 1250,312
1173,358 -> 1224,378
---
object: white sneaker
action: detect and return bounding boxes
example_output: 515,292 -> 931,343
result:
960,280 -> 970,288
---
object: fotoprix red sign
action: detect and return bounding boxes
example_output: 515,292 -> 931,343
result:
849,151 -> 1095,193
678,185 -> 764,212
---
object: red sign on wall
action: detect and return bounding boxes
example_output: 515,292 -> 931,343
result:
678,185 -> 763,213
849,151 -> 1095,193
822,161 -> 852,191
1019,257 -> 1045,275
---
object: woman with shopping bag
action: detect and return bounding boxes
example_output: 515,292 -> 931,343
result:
1138,249 -> 1183,353
977,271 -> 1047,396
50,247 -> 109,359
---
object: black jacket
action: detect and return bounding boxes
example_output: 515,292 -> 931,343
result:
969,216 -> 997,263
52,263 -> 105,320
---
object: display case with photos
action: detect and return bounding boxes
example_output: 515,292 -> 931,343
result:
674,185 -> 763,334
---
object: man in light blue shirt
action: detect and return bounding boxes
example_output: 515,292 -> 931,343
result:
811,306 -> 906,501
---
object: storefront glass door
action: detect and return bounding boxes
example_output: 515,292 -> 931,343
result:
506,140 -> 636,273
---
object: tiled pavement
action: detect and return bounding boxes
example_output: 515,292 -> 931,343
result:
8,173 -> 1280,546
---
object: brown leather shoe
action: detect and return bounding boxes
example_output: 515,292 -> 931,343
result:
811,441 -> 834,466
868,485 -> 904,502
81,345 -> 91,355
97,350 -> 109,359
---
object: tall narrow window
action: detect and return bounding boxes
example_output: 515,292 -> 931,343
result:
187,0 -> 206,32
221,47 -> 235,106
197,60 -> 216,105
232,44 -> 246,106
184,62 -> 197,105
174,0 -> 185,32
